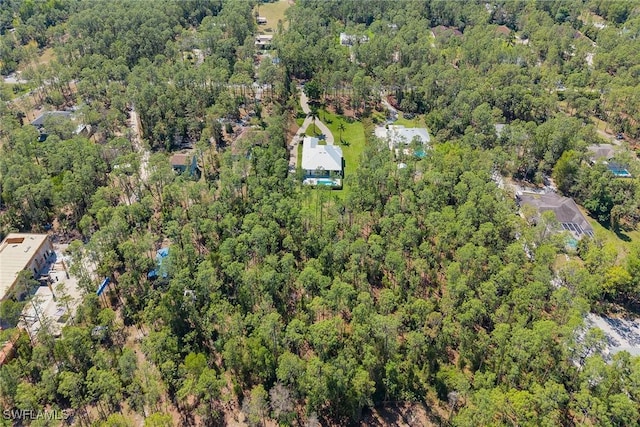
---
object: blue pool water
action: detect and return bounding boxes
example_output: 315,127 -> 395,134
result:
608,162 -> 632,177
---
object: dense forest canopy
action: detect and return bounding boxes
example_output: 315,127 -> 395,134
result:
1,0 -> 640,426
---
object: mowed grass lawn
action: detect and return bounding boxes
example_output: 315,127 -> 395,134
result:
584,212 -> 640,258
394,112 -> 428,128
255,0 -> 290,32
319,109 -> 366,197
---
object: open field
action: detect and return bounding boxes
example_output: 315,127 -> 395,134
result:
255,0 -> 290,32
18,47 -> 56,72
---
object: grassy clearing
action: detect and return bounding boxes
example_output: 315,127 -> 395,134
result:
255,0 -> 290,32
394,113 -> 427,128
319,108 -> 366,197
18,47 -> 56,72
582,208 -> 640,259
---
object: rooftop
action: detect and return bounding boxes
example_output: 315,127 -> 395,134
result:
0,234 -> 50,301
31,111 -> 72,127
148,247 -> 170,279
375,125 -> 431,150
431,25 -> 463,38
496,25 -> 512,36
518,192 -> 594,238
339,33 -> 369,46
587,144 -> 616,161
170,153 -> 190,167
301,137 -> 343,172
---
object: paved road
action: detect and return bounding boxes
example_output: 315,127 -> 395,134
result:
299,90 -> 334,144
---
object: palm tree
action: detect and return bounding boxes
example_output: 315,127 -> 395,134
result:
310,105 -> 319,136
338,121 -> 346,143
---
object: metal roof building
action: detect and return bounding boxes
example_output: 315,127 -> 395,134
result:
0,234 -> 53,302
301,137 -> 343,177
375,125 -> 430,150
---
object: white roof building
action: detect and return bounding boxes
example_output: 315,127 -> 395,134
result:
339,33 -> 369,46
301,137 -> 343,175
255,34 -> 273,47
375,125 -> 430,151
0,234 -> 53,302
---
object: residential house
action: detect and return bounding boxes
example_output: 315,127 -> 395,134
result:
431,25 -> 463,39
170,152 -> 201,179
374,125 -> 430,156
301,137 -> 343,187
0,234 -> 54,304
517,192 -> 595,240
255,34 -> 273,48
587,144 -> 632,177
31,111 -> 72,128
31,111 -> 89,141
339,32 -> 369,46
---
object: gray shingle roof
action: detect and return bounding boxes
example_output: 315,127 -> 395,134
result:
31,111 -> 72,127
518,192 -> 594,237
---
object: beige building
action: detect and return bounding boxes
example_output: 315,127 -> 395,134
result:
0,234 -> 53,302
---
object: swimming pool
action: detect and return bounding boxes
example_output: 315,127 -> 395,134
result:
608,162 -> 632,177
303,177 -> 342,188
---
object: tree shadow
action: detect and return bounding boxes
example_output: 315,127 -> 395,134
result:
616,230 -> 632,242
600,218 -> 632,242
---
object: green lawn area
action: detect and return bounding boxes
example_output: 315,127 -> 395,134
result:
255,0 -> 290,32
394,113 -> 427,128
319,109 -> 366,197
583,209 -> 640,258
305,121 -> 323,137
